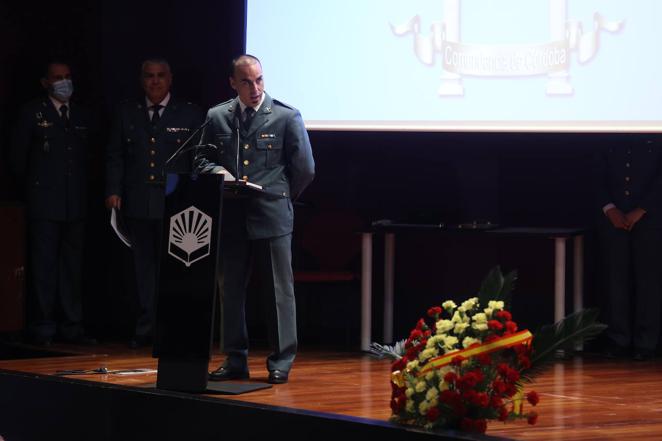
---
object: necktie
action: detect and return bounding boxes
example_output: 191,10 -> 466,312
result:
150,104 -> 163,125
60,104 -> 70,127
243,107 -> 255,129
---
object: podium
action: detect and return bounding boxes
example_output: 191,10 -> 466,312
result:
153,173 -> 278,394
152,173 -> 224,392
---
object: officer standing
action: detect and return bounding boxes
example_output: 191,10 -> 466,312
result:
105,58 -> 204,348
597,135 -> 662,361
196,54 -> 315,384
10,61 -> 94,346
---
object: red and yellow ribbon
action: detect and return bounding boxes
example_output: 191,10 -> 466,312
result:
392,330 -> 532,387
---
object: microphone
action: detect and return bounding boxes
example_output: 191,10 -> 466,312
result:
164,117 -> 214,168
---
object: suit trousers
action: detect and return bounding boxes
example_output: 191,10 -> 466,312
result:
28,219 -> 84,339
219,226 -> 297,373
598,216 -> 662,351
126,217 -> 162,338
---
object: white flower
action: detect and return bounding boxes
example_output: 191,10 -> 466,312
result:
436,319 -> 454,333
426,387 -> 439,401
406,400 -> 415,413
483,307 -> 494,318
419,348 -> 438,362
406,388 -> 415,398
454,322 -> 470,334
419,400 -> 430,415
425,371 -> 436,381
451,311 -> 463,323
442,300 -> 457,310
472,313 -> 487,324
406,360 -> 420,371
443,335 -> 459,349
462,336 -> 480,348
461,297 -> 479,311
472,322 -> 489,331
428,398 -> 439,408
439,380 -> 449,391
488,300 -> 505,310
415,379 -> 427,393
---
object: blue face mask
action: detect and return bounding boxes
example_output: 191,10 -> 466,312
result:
51,79 -> 74,101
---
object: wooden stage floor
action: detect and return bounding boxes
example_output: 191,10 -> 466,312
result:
1,343 -> 661,440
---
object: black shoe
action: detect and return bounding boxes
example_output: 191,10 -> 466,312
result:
128,335 -> 152,349
268,369 -> 289,384
209,366 -> 250,381
633,349 -> 655,361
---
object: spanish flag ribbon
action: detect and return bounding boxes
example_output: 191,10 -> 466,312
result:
391,330 -> 532,387
419,330 -> 533,376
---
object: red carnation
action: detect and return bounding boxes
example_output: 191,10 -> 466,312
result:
488,320 -> 504,331
474,419 -> 487,433
505,321 -> 518,333
440,389 -> 461,405
490,395 -> 504,409
390,394 -> 406,413
451,355 -> 465,366
427,406 -> 441,422
527,411 -> 539,425
428,306 -> 442,318
416,318 -> 428,331
444,371 -> 458,384
498,406 -> 509,421
492,379 -> 507,394
526,391 -> 540,406
518,354 -> 531,369
409,329 -> 423,341
496,310 -> 512,321
505,367 -> 520,383
484,334 -> 499,343
476,352 -> 492,366
475,392 -> 490,408
391,357 -> 407,372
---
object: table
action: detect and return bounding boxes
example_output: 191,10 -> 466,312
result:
359,225 -> 586,351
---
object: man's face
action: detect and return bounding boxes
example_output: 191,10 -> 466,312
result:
230,61 -> 264,107
41,63 -> 72,94
142,62 -> 172,104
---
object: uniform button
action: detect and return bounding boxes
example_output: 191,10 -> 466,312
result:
150,137 -> 156,144
242,175 -> 248,180
627,149 -> 632,154
149,175 -> 155,181
626,162 -> 631,167
267,144 -> 272,149
67,146 -> 72,151
282,192 -> 287,197
625,176 -> 630,182
244,143 -> 250,149
127,138 -> 132,143
220,150 -> 224,154
149,162 -> 155,168
243,159 -> 250,166
150,150 -> 156,155
625,190 -> 630,196
177,139 -> 181,144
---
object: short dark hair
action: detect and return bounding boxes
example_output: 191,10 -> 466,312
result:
43,60 -> 72,79
229,54 -> 261,77
141,58 -> 171,75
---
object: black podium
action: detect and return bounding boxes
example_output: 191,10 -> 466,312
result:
153,173 -> 276,394
152,173 -> 224,392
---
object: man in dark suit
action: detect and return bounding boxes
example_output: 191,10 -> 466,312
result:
196,54 -> 315,384
10,61 -> 94,346
596,135 -> 662,360
105,58 -> 204,348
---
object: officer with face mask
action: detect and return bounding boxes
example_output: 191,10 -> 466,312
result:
10,61 -> 96,346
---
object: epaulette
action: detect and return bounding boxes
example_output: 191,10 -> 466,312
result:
210,98 -> 235,110
272,99 -> 295,110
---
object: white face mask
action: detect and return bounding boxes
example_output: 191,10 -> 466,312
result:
51,79 -> 74,101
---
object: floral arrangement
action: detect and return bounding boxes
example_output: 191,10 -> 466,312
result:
373,267 -> 605,434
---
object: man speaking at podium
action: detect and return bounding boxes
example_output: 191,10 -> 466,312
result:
195,54 -> 315,384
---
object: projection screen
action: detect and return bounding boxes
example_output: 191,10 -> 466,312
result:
246,0 -> 662,132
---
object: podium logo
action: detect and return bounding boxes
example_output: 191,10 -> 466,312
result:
168,206 -> 212,267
